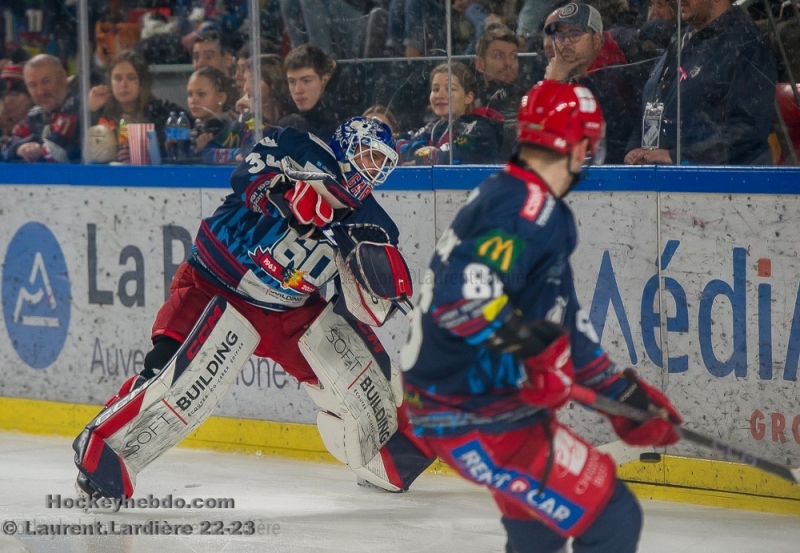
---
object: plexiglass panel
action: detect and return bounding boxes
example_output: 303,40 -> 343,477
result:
2,0 -> 797,167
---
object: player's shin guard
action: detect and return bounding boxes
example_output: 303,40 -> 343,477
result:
73,296 -> 259,499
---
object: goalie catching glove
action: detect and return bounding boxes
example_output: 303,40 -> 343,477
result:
332,223 -> 412,301
484,312 -> 574,410
609,369 -> 682,446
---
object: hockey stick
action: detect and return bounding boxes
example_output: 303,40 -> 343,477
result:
569,384 -> 800,485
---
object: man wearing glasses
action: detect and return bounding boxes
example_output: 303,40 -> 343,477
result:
543,3 -> 638,164
543,3 -> 605,83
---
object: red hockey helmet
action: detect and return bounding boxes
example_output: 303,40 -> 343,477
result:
517,80 -> 606,164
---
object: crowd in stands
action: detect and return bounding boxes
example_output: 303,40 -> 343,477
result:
0,0 -> 798,166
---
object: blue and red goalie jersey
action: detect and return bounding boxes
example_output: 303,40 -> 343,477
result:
188,126 -> 399,312
403,163 -> 626,436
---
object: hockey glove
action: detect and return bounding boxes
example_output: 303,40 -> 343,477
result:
285,180 -> 335,228
516,321 -> 574,410
609,369 -> 682,447
332,224 -> 413,301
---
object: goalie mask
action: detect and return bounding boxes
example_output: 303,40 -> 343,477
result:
330,116 -> 399,200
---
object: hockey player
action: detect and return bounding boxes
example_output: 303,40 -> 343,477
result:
74,116 -> 435,500
400,81 -> 682,552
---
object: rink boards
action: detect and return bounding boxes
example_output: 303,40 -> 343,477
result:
1,165 -> 799,512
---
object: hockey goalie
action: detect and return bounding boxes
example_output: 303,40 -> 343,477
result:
72,116 -> 435,500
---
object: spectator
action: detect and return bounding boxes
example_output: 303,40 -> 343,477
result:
474,24 -> 526,158
397,61 -> 502,165
278,44 -> 361,140
235,54 -> 292,126
0,64 -> 33,152
544,3 -> 637,163
4,54 -> 81,163
542,7 -> 561,62
583,0 -> 645,64
192,30 -> 237,111
647,0 -> 676,21
363,105 -> 399,134
88,51 -> 185,163
185,67 -> 241,164
624,0 -> 777,165
517,0 -> 561,44
234,39 -> 284,99
192,30 -> 234,75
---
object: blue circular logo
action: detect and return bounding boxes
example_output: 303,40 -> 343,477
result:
2,222 -> 71,369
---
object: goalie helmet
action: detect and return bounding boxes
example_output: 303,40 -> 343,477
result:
330,116 -> 399,200
517,80 -> 606,165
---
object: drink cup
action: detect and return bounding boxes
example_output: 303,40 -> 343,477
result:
128,123 -> 154,165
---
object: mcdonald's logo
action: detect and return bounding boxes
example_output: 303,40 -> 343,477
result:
476,231 -> 522,273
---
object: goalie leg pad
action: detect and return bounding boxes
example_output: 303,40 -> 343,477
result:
73,296 -> 260,498
353,429 -> 436,492
299,301 -> 434,491
298,300 -> 398,470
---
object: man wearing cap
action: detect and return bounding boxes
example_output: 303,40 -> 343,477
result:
543,3 -> 638,163
4,54 -> 81,163
0,64 -> 33,151
624,0 -> 776,165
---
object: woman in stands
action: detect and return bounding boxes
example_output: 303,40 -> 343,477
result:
186,66 -> 247,164
88,50 -> 184,162
363,105 -> 399,135
397,61 -> 502,165
235,54 -> 291,125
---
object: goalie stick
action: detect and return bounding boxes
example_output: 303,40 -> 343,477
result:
569,384 -> 800,486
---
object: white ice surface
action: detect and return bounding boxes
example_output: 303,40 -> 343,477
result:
0,432 -> 799,553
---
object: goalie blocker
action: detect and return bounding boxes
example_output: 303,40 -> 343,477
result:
73,296 -> 260,499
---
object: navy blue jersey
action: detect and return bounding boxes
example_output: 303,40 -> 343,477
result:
188,126 -> 399,311
5,95 -> 82,162
402,163 -> 625,436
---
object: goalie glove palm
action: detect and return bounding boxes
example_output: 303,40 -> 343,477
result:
610,369 -> 682,447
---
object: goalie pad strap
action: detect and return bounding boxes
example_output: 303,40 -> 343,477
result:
73,296 -> 260,498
